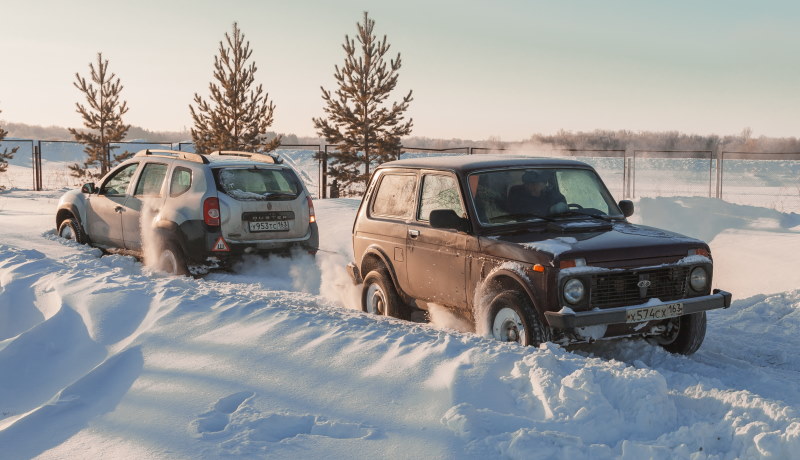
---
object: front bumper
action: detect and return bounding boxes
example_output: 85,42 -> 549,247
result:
544,289 -> 732,329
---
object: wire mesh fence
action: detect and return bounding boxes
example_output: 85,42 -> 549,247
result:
1,138 -> 798,212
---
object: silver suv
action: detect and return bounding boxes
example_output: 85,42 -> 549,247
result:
56,149 -> 319,274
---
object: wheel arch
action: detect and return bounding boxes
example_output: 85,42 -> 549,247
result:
479,269 -> 544,319
359,246 -> 407,300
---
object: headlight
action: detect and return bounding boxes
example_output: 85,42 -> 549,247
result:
563,278 -> 585,304
689,267 -> 708,291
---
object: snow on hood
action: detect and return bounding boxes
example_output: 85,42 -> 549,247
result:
520,236 -> 578,255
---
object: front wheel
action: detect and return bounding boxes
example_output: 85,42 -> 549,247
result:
486,291 -> 550,346
362,269 -> 405,319
156,240 -> 189,276
656,312 -> 707,355
58,218 -> 88,245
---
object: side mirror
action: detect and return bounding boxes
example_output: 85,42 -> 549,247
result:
81,183 -> 97,194
430,209 -> 471,233
618,200 -> 634,218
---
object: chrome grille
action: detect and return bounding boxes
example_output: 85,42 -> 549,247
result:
590,266 -> 689,309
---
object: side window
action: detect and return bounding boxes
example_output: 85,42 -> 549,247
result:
418,174 -> 465,221
100,163 -> 139,196
134,163 -> 169,197
170,167 -> 193,197
370,173 -> 417,219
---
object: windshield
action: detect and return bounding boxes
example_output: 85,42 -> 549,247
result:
215,167 -> 301,201
467,168 -> 623,225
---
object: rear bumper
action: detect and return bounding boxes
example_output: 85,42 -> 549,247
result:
544,289 -> 732,329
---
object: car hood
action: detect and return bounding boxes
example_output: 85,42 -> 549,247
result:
481,219 -> 704,267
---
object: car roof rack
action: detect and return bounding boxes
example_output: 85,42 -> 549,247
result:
208,150 -> 283,164
134,149 -> 209,164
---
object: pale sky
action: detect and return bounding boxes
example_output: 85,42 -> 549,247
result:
1,0 -> 798,141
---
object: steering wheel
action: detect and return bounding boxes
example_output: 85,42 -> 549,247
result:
568,203 -> 583,209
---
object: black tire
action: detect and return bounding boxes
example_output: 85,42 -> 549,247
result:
657,312 -> 707,355
362,269 -> 406,319
486,290 -> 551,346
58,217 -> 88,245
156,240 -> 189,276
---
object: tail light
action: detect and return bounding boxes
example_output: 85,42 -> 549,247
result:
307,197 -> 316,223
204,197 -> 220,226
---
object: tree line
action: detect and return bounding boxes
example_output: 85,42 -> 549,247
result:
20,11 -> 412,190
2,11 -> 798,186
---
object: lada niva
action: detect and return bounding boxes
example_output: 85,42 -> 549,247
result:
347,155 -> 731,354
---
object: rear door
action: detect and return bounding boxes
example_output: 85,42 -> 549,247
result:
215,166 -> 309,241
122,161 -> 170,250
85,162 -> 139,248
405,172 -> 469,307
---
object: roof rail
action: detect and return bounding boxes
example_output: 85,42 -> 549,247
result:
209,150 -> 282,164
134,149 -> 209,164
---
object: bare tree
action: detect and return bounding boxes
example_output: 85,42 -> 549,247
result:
313,11 -> 413,191
190,22 -> 280,154
69,52 -> 131,179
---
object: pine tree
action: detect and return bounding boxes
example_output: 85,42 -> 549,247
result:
0,109 -> 19,175
190,22 -> 280,154
313,11 -> 413,192
68,53 -> 131,180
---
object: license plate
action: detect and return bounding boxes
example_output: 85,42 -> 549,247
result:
249,220 -> 289,232
626,302 -> 683,323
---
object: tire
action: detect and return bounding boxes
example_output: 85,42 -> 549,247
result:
58,218 -> 88,245
362,269 -> 406,319
156,240 -> 189,276
486,290 -> 550,347
657,312 -> 707,355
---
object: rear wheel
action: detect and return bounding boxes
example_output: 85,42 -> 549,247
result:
656,312 -> 707,355
58,218 -> 88,245
362,269 -> 405,319
157,240 -> 189,276
487,290 -> 550,346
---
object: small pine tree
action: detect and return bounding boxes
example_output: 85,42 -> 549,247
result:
190,22 -> 280,154
0,109 -> 19,175
69,52 -> 131,179
313,11 -> 413,192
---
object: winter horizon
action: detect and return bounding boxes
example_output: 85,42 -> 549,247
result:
1,0 -> 799,141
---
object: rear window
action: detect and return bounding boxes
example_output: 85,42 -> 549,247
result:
215,167 -> 301,201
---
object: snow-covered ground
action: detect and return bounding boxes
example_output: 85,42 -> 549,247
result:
1,159 -> 800,458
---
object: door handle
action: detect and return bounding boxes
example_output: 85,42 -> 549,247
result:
114,206 -> 123,213
408,229 -> 420,238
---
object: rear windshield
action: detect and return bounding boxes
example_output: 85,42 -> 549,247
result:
215,167 -> 302,201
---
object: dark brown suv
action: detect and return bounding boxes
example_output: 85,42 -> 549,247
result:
347,155 -> 731,354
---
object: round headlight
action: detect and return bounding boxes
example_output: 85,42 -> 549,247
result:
563,278 -> 585,304
689,267 -> 708,291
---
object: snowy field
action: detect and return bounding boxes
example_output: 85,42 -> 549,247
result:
1,156 -> 800,459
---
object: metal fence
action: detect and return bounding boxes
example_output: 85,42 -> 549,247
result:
1,138 -> 798,212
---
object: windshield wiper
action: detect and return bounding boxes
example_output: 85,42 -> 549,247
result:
262,192 -> 298,199
550,210 -> 614,221
490,212 -> 555,223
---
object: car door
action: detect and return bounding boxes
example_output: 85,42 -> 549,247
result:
405,172 -> 469,308
85,162 -> 140,248
122,161 -> 170,251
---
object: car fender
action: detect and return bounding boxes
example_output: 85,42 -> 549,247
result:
478,267 -> 544,317
359,245 -> 405,295
56,190 -> 89,228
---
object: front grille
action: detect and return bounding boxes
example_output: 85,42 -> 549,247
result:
590,266 -> 689,309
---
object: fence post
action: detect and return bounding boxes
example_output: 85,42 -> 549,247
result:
321,145 -> 328,199
36,141 -> 42,191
